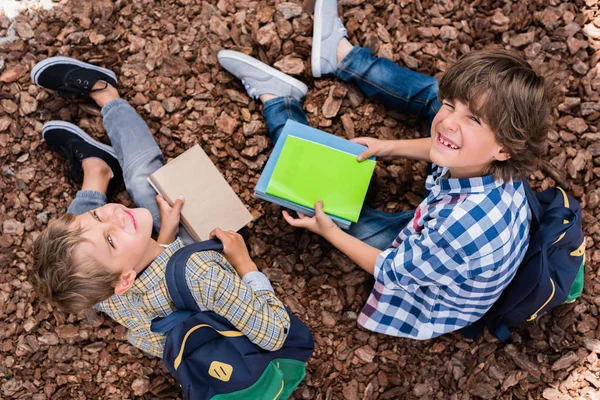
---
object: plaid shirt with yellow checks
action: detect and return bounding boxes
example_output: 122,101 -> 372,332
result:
94,238 -> 291,358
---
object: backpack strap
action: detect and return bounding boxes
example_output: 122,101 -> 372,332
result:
151,239 -> 224,334
488,321 -> 514,344
165,239 -> 224,312
522,180 -> 542,225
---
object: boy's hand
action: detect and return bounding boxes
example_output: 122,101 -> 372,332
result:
352,137 -> 392,161
282,200 -> 340,238
156,194 -> 184,245
209,228 -> 258,277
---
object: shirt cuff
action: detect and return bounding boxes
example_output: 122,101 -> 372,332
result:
242,271 -> 274,292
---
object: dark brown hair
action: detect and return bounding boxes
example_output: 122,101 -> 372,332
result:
31,213 -> 121,314
438,49 -> 552,181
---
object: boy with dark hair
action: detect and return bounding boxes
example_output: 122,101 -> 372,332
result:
30,57 -> 290,357
217,0 -> 551,339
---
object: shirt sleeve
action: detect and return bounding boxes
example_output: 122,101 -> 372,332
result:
187,253 -> 291,351
125,328 -> 165,358
375,227 -> 468,291
242,271 -> 275,292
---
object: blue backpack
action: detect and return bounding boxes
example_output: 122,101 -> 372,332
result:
463,181 -> 586,343
151,240 -> 315,400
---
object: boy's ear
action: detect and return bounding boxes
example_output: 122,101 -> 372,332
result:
494,147 -> 512,162
114,270 -> 137,296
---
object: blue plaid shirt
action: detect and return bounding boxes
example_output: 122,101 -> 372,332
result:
358,164 -> 531,339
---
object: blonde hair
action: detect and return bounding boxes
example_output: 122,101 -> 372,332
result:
31,213 -> 121,314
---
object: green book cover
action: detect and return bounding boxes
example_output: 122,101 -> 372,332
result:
265,135 -> 375,222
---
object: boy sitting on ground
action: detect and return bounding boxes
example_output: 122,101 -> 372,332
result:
216,0 -> 551,339
30,57 -> 290,357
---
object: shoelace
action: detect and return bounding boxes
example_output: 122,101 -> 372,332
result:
57,76 -> 108,97
241,78 -> 258,100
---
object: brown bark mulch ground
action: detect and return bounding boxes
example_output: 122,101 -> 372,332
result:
1,0 -> 600,399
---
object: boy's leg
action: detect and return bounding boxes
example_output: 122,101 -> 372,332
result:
67,190 -> 107,215
95,89 -> 194,243
94,88 -> 194,243
217,50 -> 309,145
262,97 -> 308,145
33,57 -> 193,242
93,91 -> 164,227
40,121 -> 120,215
67,159 -> 111,215
313,0 -> 441,124
346,206 -> 415,250
336,47 -> 440,124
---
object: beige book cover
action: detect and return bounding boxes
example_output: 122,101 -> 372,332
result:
148,144 -> 253,241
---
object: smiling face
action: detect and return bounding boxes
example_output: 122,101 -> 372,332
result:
72,203 -> 162,294
429,99 -> 511,179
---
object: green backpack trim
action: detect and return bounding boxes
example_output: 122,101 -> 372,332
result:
211,359 -> 306,400
565,260 -> 585,304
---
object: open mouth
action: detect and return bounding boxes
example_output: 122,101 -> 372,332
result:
437,133 -> 460,150
124,209 -> 137,231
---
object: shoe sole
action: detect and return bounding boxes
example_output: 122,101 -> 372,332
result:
42,121 -> 118,159
31,56 -> 118,87
218,50 -> 308,96
312,0 -> 325,78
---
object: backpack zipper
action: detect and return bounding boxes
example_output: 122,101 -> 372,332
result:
527,277 -> 556,321
273,379 -> 285,400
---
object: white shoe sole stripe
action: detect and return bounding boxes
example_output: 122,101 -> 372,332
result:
42,121 -> 118,159
218,50 -> 308,95
31,56 -> 117,86
312,0 -> 324,78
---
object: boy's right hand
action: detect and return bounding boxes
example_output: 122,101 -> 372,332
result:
156,194 -> 184,245
209,228 -> 258,277
352,137 -> 392,161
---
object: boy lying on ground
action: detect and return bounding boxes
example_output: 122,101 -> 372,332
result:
30,57 -> 290,357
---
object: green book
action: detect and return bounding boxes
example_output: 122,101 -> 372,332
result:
265,135 -> 375,223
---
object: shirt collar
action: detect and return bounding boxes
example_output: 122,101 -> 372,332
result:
128,238 -> 185,295
428,165 -> 507,196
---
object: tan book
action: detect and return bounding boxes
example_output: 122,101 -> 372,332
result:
148,144 -> 253,241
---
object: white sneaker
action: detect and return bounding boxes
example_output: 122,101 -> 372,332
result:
217,50 -> 308,102
312,0 -> 348,78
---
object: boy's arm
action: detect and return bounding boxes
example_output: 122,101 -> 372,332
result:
187,252 -> 291,351
283,201 -> 380,274
323,229 -> 380,275
284,201 -> 468,287
353,137 -> 432,162
156,194 -> 184,245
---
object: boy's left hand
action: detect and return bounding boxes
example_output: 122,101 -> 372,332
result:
282,200 -> 339,238
156,194 -> 184,245
209,228 -> 258,277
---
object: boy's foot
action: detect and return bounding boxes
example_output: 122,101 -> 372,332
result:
217,50 -> 308,101
312,0 -> 348,77
31,56 -> 118,99
42,121 -> 122,182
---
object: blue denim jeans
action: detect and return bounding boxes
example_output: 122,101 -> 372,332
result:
67,98 -> 194,244
263,46 -> 440,249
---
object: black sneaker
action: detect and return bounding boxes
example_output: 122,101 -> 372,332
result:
31,56 -> 118,99
42,121 -> 122,183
